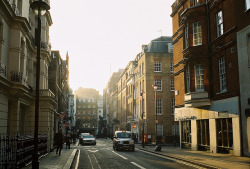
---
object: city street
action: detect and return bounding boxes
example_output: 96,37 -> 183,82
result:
73,139 -> 194,169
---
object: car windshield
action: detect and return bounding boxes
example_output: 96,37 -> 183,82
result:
84,135 -> 94,138
117,132 -> 131,138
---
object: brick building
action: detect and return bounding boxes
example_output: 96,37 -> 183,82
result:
49,51 -> 69,134
109,37 -> 176,143
171,0 -> 250,156
75,88 -> 99,136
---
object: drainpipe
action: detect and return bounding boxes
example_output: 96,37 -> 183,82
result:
206,0 -> 213,99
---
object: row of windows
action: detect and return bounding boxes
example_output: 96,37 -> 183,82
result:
154,61 -> 174,72
185,57 -> 226,93
155,123 -> 179,136
184,10 -> 225,48
154,98 -> 175,115
154,79 -> 175,91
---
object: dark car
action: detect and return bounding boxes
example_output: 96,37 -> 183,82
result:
113,131 -> 135,151
80,135 -> 96,145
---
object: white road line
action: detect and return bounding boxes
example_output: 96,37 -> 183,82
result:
92,153 -> 102,169
131,162 -> 146,169
86,151 -> 94,169
112,151 -> 128,160
74,150 -> 80,169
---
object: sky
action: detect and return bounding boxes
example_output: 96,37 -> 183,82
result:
49,0 -> 176,95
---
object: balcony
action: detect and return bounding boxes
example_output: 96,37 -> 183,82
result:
40,89 -> 55,98
184,91 -> 211,107
0,61 -> 7,78
10,72 -> 28,86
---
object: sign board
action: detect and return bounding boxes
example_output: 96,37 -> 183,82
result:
218,112 -> 229,118
132,124 -> 136,128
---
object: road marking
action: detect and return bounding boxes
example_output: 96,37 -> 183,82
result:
131,162 -> 146,169
87,150 -> 99,153
86,151 -> 94,169
74,150 -> 80,169
112,151 -> 128,160
92,153 -> 101,169
136,149 -> 206,169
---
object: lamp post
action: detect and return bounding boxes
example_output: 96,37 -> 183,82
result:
30,1 -> 50,168
141,92 -> 145,148
152,85 -> 158,144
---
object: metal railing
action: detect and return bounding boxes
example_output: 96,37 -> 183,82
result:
0,61 -> 7,78
0,134 -> 48,168
10,72 -> 28,86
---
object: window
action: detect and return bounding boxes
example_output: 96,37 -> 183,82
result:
184,26 -> 188,49
142,63 -> 144,74
246,0 -> 250,10
216,11 -> 223,37
171,79 -> 175,91
171,99 -> 175,115
195,65 -> 204,91
216,118 -> 233,149
157,124 -> 163,136
181,121 -> 191,144
156,98 -> 162,115
194,0 -> 198,6
219,57 -> 226,92
154,61 -> 162,72
172,123 -> 179,136
193,22 -> 202,46
186,66 -> 190,93
168,43 -> 173,53
154,79 -> 162,91
170,62 -> 174,73
197,120 -> 210,147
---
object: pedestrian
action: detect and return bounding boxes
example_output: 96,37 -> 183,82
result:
55,129 -> 64,155
66,133 -> 71,149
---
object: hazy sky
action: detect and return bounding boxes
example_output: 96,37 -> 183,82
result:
49,0 -> 175,95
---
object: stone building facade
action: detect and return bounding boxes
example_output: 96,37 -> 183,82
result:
0,0 -> 55,151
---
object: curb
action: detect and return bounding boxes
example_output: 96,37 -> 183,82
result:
137,148 -> 219,169
63,149 -> 77,169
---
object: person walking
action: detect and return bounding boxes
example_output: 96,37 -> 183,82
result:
66,133 -> 71,149
55,129 -> 64,155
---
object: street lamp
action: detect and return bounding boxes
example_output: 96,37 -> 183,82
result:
152,85 -> 158,144
30,1 -> 50,168
141,92 -> 145,148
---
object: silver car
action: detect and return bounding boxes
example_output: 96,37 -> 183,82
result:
80,134 -> 96,145
113,131 -> 135,151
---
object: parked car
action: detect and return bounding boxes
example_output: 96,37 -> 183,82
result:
79,133 -> 90,144
80,134 -> 96,145
113,131 -> 135,151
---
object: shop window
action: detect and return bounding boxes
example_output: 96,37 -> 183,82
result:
216,118 -> 233,150
197,120 -> 210,150
181,121 -> 191,145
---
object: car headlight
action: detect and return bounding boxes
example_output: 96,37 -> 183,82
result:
129,140 -> 134,144
116,141 -> 121,144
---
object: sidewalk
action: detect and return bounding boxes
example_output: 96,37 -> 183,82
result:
23,144 -> 77,169
136,144 -> 250,169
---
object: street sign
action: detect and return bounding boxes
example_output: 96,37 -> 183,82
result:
132,124 -> 136,128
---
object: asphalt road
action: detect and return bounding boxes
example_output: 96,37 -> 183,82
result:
72,138 -> 194,169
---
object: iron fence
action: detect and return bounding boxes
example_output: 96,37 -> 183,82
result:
0,134 -> 48,169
